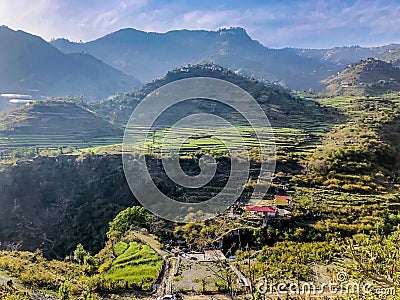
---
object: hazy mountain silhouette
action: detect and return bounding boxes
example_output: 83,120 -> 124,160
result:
51,27 -> 334,91
52,27 -> 400,92
0,26 -> 140,100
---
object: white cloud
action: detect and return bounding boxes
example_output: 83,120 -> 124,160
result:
0,0 -> 398,47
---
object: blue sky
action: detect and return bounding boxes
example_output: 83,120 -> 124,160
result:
0,0 -> 399,48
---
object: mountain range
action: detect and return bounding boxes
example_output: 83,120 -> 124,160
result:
1,25 -> 400,100
0,26 -> 140,100
51,27 -> 333,91
293,44 -> 400,69
51,27 -> 400,91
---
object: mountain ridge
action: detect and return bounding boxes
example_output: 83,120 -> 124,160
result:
0,26 -> 141,100
51,27 -> 400,92
90,63 -> 340,133
51,27 -> 333,91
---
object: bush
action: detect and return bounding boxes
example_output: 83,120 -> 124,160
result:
108,206 -> 151,237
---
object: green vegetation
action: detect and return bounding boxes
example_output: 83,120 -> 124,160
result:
291,93 -> 400,192
108,206 -> 151,236
89,63 -> 339,133
238,240 -> 343,284
0,250 -> 88,295
0,208 -> 163,298
323,58 -> 400,96
0,153 -> 135,257
295,125 -> 396,191
0,100 -> 122,152
103,241 -> 162,290
348,226 -> 400,289
0,284 -> 33,300
0,64 -> 399,298
113,241 -> 129,257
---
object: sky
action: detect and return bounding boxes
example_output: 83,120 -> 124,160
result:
0,0 -> 399,48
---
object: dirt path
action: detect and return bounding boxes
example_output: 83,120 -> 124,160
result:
133,231 -> 171,258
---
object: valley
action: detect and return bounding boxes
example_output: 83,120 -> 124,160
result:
0,13 -> 399,299
0,62 -> 398,299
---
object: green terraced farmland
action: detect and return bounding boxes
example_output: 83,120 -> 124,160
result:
0,133 -> 123,149
77,124 -> 324,163
123,125 -> 315,155
0,100 -> 123,152
103,241 -> 163,290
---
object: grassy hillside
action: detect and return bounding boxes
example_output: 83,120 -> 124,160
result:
0,100 -> 122,150
295,93 -> 400,193
91,63 -> 340,134
323,58 -> 400,96
0,232 -> 163,298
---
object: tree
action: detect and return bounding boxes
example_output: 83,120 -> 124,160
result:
58,281 -> 71,300
73,243 -> 88,265
349,226 -> 400,289
209,260 -> 236,299
107,206 -> 151,236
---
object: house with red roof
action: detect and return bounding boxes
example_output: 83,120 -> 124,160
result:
245,205 -> 276,217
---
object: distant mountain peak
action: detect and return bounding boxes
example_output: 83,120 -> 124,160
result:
0,27 -> 140,100
49,27 -> 400,92
218,27 -> 248,34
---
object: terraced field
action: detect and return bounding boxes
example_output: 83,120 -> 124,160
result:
104,241 -> 163,290
315,93 -> 400,121
0,134 -> 123,148
80,125 -> 323,159
0,100 -> 124,156
295,186 -> 400,208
